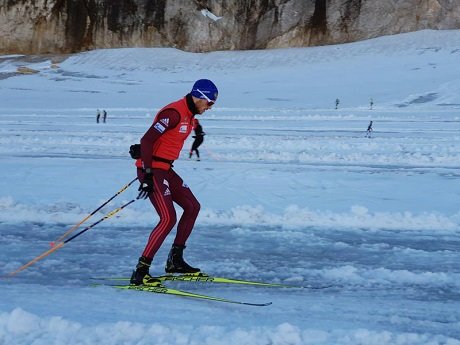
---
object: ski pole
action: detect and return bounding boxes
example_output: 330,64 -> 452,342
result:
53,177 -> 138,243
63,199 -> 136,244
5,199 -> 136,277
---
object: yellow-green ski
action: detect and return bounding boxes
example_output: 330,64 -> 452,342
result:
97,283 -> 271,306
92,272 -> 324,289
158,273 -> 294,287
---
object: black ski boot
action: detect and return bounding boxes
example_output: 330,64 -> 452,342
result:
130,256 -> 163,287
165,245 -> 200,274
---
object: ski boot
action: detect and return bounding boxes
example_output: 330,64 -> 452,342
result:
165,245 -> 200,274
130,256 -> 163,287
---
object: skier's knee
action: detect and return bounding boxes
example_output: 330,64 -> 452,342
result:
159,212 -> 177,230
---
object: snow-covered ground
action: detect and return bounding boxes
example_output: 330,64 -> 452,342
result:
0,29 -> 459,344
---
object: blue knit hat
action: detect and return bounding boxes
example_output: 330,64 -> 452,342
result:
191,79 -> 218,102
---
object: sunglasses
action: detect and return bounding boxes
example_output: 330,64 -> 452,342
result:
196,88 -> 215,106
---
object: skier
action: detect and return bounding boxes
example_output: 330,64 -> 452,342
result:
370,98 -> 374,110
366,120 -> 373,138
189,118 -> 205,160
335,98 -> 340,109
131,79 -> 218,287
96,109 -> 100,123
102,110 -> 107,123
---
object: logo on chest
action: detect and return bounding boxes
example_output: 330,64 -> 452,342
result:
179,124 -> 189,133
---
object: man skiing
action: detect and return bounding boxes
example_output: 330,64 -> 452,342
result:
189,118 -> 205,160
366,120 -> 373,138
131,79 -> 218,287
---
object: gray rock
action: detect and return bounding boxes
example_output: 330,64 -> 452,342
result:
0,0 -> 459,54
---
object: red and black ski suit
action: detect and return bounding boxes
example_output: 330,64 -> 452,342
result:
135,94 -> 200,260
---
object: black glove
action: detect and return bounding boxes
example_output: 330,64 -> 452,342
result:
137,172 -> 154,199
129,144 -> 141,159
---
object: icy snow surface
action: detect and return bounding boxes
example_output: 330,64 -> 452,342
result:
0,30 -> 460,344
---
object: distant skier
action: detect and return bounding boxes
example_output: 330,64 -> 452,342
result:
189,118 -> 205,161
369,98 -> 374,110
96,109 -> 101,123
335,98 -> 340,110
102,110 -> 107,123
366,121 -> 373,138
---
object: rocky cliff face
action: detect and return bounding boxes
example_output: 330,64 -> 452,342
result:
1,0 -> 459,54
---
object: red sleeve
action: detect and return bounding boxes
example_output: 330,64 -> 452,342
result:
140,109 -> 180,169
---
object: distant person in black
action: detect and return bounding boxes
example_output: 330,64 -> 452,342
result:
366,120 -> 373,138
189,118 -> 205,160
102,110 -> 107,123
96,109 -> 101,123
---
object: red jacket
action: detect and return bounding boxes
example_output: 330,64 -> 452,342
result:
136,97 -> 194,170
